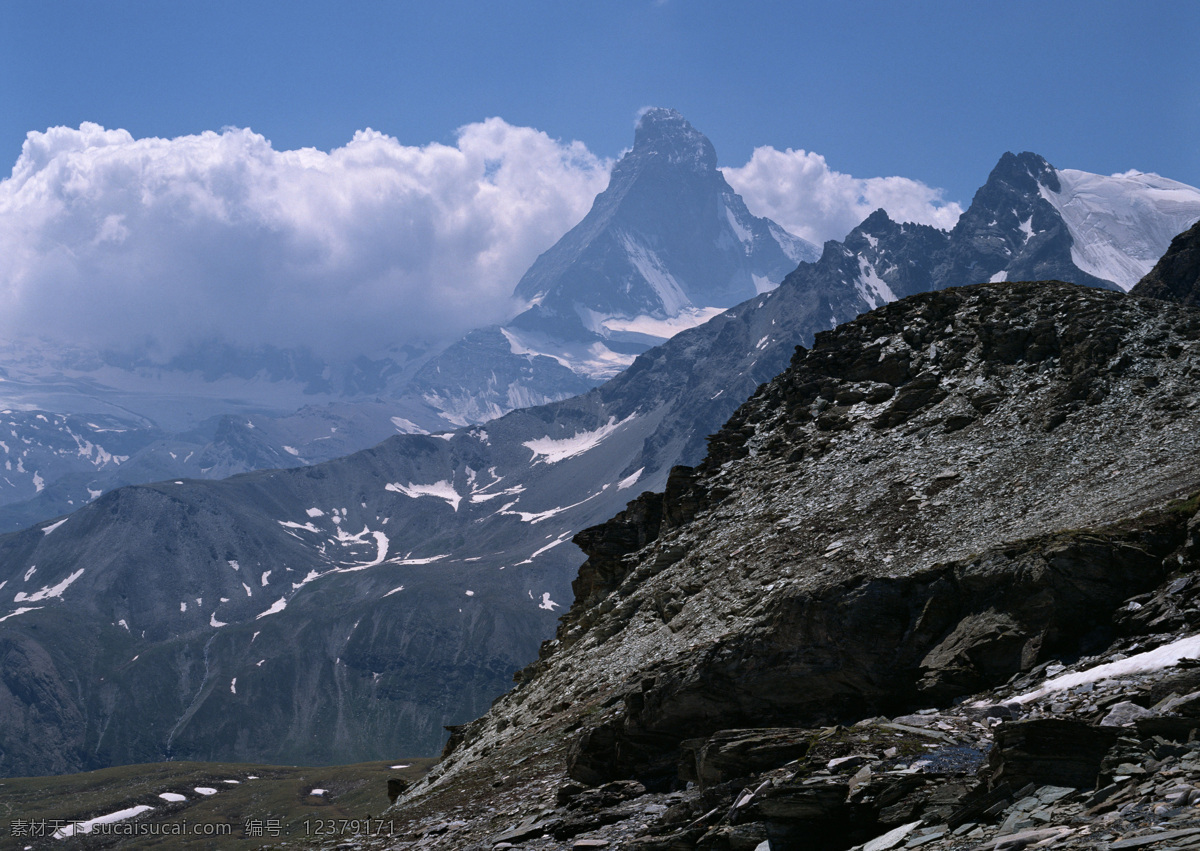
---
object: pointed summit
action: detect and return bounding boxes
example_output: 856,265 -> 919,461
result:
511,108 -> 817,334
402,110 -> 819,428
628,108 -> 717,171
934,151 -> 1119,289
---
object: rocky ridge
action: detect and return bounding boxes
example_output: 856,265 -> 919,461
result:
357,281 -> 1200,850
1132,221 -> 1200,307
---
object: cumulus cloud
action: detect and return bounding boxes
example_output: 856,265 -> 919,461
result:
0,120 -> 611,359
722,147 -> 963,245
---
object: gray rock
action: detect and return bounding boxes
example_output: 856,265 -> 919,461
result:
1101,701 -> 1158,727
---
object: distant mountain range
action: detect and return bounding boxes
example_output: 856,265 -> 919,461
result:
0,110 -> 816,532
2,111 -> 1198,777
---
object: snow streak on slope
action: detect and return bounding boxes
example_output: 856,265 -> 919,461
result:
13,567 -> 85,602
586,306 -> 728,343
523,415 -> 635,464
1040,169 -> 1200,290
618,232 -> 691,315
385,480 -> 462,511
856,258 -> 898,309
500,327 -> 637,380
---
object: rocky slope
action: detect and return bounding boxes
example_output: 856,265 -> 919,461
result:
364,280 -> 1200,849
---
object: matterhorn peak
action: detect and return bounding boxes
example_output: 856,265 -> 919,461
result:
630,107 -> 717,171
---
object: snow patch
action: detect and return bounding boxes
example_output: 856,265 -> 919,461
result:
750,274 -> 775,295
0,606 -> 42,622
306,507 -> 324,518
1008,632 -> 1200,704
539,593 -> 560,611
593,305 -> 727,341
210,612 -> 227,628
41,517 -> 68,535
230,677 -> 237,694
504,488 -> 606,524
385,480 -> 461,511
158,792 -> 187,802
523,415 -> 634,465
194,787 -> 218,796
14,568 -> 85,603
53,805 -> 155,838
855,257 -> 898,309
617,468 -> 644,491
618,231 -> 691,315
257,597 -> 288,619
1040,168 -> 1200,290
390,416 -> 426,434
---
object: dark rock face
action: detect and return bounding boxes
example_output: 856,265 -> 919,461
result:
988,719 -> 1119,791
776,153 -> 1121,349
1131,221 -> 1200,306
934,152 -> 1117,291
679,728 -> 812,787
519,283 -> 1200,788
563,517 -> 1183,786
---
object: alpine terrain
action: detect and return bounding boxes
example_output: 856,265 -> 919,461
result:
0,132 -> 1198,781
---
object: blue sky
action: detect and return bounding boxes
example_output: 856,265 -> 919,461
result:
3,0 -> 1196,201
0,1 -> 1196,358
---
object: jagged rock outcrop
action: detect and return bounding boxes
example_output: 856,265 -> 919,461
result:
368,280 -> 1200,849
1131,220 -> 1200,306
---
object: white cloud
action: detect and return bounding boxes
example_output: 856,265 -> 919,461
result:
0,120 -> 611,359
722,147 -> 963,245
0,122 -> 967,363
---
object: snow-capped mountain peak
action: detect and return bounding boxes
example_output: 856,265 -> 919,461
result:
1038,168 -> 1200,291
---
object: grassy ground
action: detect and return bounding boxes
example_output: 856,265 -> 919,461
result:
0,757 -> 435,850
